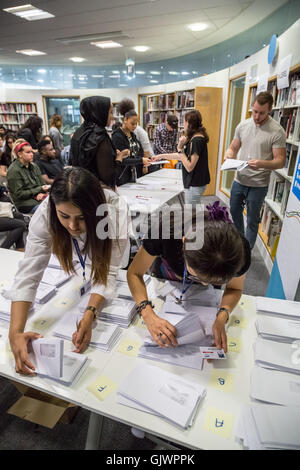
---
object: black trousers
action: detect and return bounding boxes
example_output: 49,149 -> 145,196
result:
0,212 -> 26,249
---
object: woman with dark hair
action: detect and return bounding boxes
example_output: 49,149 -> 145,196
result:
112,109 -> 151,186
49,114 -> 64,154
17,116 -> 43,151
8,167 -> 129,375
70,96 -> 130,188
0,133 -> 16,179
153,110 -> 210,205
127,201 -> 251,352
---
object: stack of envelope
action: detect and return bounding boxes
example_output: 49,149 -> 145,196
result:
256,297 -> 300,320
253,337 -> 300,375
236,404 -> 300,450
117,363 -> 206,429
40,266 -> 72,289
255,315 -> 300,343
52,312 -> 122,352
79,296 -> 137,328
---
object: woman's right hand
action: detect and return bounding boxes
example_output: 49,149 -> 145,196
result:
142,157 -> 152,167
116,149 -> 130,162
142,306 -> 178,348
10,331 -> 42,375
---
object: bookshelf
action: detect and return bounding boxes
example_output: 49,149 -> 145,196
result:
112,102 -> 122,122
247,64 -> 300,261
0,102 -> 38,132
142,87 -> 222,196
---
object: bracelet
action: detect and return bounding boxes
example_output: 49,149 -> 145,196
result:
136,300 -> 154,316
216,307 -> 230,323
85,305 -> 98,320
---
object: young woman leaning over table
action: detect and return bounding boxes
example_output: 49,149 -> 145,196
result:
8,167 -> 129,375
127,202 -> 251,352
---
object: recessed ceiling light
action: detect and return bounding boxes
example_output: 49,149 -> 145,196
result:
91,41 -> 122,49
168,71 -> 178,75
91,74 -> 104,78
4,4 -> 55,21
70,57 -> 86,62
16,49 -> 46,56
135,70 -> 145,75
181,71 -> 190,75
150,80 -> 158,83
119,84 -> 128,87
37,69 -> 47,74
134,46 -> 150,52
109,75 -> 120,78
37,79 -> 44,83
112,70 -> 120,74
188,23 -> 208,32
150,71 -> 160,75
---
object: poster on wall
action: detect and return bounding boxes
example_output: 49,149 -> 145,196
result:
277,54 -> 292,90
257,73 -> 269,93
267,150 -> 300,300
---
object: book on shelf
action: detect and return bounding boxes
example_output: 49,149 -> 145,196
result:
274,181 -> 285,203
287,73 -> 300,105
280,182 -> 290,215
267,218 -> 281,250
288,147 -> 298,177
287,109 -> 298,140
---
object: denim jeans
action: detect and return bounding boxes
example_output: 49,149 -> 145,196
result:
230,180 -> 268,249
184,185 -> 207,206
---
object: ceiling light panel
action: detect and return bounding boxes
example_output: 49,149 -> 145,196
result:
16,49 -> 46,56
3,4 -> 54,21
91,41 -> 123,49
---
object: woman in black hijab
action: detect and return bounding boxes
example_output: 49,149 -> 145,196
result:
70,96 -> 129,188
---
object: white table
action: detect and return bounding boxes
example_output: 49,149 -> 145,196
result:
0,248 -> 257,450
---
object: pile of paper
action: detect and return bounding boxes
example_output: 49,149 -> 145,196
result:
254,337 -> 300,375
52,311 -> 122,352
28,337 -> 88,385
48,254 -> 78,270
256,316 -> 300,343
256,296 -> 300,320
138,310 -> 216,369
79,296 -> 137,328
250,366 -> 300,407
117,363 -> 206,429
35,282 -> 57,304
41,266 -> 72,288
236,404 -> 300,450
164,283 -> 222,312
220,159 -> 248,171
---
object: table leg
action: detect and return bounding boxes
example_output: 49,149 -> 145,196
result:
85,411 -> 104,450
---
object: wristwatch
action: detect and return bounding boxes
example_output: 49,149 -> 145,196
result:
85,305 -> 98,320
136,300 -> 154,316
216,307 -> 230,323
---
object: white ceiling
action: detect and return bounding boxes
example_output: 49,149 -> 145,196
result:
0,0 -> 288,66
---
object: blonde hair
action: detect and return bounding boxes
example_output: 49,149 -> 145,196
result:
12,138 -> 29,159
50,114 -> 62,128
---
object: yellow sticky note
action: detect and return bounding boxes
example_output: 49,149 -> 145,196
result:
227,337 -> 241,352
134,316 -> 147,329
239,297 -> 251,310
228,315 -> 248,329
30,318 -> 52,331
209,370 -> 235,393
117,339 -> 142,356
87,375 -> 117,401
204,407 -> 234,439
54,298 -> 73,309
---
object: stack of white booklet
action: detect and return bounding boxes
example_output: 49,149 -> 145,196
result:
236,404 -> 300,450
41,266 -> 72,288
48,254 -> 78,270
254,337 -> 300,375
256,296 -> 300,320
28,337 -> 88,385
52,312 -> 122,352
34,282 -> 57,304
164,283 -> 222,312
250,366 -> 300,407
117,363 -> 206,429
79,296 -> 137,328
256,316 -> 300,343
138,309 -> 216,370
220,159 -> 248,171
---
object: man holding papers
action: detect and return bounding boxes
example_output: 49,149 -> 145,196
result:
224,91 -> 286,249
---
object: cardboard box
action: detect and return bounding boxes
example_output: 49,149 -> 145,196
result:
8,381 -> 79,429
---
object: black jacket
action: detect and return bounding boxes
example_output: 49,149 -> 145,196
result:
111,127 -> 144,186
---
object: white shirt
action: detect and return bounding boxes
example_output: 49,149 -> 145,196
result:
134,125 -> 154,157
7,188 -> 130,303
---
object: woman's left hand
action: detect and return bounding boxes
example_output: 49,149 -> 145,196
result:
72,313 -> 93,353
212,314 -> 228,353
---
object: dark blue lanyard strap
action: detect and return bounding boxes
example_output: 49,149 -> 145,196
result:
179,265 -> 194,302
72,238 -> 87,281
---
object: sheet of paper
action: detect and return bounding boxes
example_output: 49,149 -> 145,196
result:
220,159 -> 248,171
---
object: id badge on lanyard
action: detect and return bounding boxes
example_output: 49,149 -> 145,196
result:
72,238 -> 90,297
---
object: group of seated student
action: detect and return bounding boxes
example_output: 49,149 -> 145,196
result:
1,96 -> 251,375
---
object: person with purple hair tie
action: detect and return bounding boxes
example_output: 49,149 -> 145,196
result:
127,202 -> 251,353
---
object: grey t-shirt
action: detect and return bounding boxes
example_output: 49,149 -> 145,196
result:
234,116 -> 286,187
49,127 -> 64,152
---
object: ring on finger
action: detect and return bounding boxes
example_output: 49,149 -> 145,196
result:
158,331 -> 163,338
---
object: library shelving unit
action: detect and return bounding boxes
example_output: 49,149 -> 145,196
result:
0,102 -> 38,132
142,87 -> 222,196
223,64 -> 300,262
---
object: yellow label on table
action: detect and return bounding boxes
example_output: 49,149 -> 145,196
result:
54,298 -> 74,309
134,316 -> 147,329
209,370 -> 235,393
204,407 -> 234,439
117,339 -> 142,356
87,375 -> 117,401
239,297 -> 251,310
30,318 -> 52,331
228,315 -> 248,329
227,337 -> 241,353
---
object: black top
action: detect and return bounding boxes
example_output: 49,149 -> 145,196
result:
182,136 -> 210,189
0,149 -> 13,168
111,127 -> 144,186
35,156 -> 64,179
143,235 -> 251,281
17,128 -> 38,149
